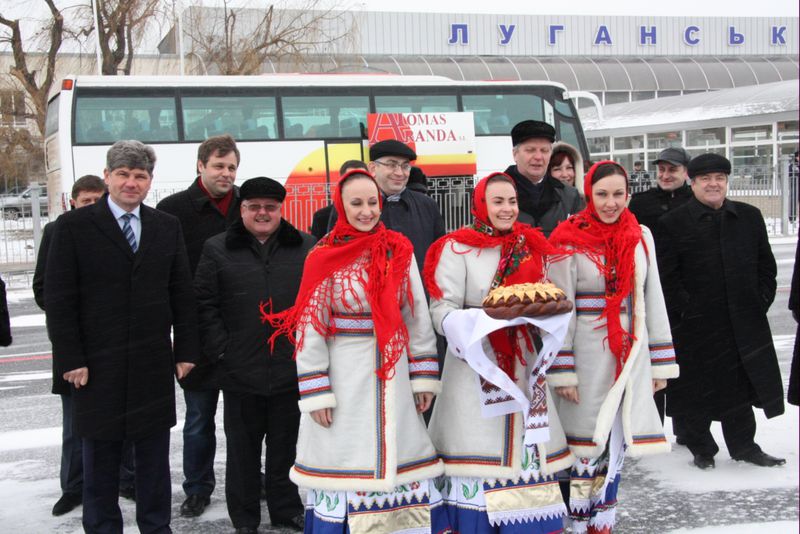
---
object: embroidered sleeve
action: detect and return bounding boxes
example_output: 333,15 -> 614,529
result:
404,256 -> 442,394
428,243 -> 468,336
295,307 -> 337,412
545,254 -> 579,388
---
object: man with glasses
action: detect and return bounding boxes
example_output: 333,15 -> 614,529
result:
358,139 -> 445,274
194,177 -> 315,533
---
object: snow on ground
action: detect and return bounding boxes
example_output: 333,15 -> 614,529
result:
640,406 -> 799,494
668,521 -> 799,533
10,314 -> 46,328
5,289 -> 34,303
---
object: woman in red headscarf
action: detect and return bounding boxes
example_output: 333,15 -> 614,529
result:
423,172 -> 574,534
547,161 -> 679,534
264,170 -> 444,533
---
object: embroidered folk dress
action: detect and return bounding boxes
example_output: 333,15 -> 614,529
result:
546,225 -> 679,533
428,241 -> 575,533
292,252 -> 445,534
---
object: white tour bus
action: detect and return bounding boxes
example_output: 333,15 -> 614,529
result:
44,74 -> 590,231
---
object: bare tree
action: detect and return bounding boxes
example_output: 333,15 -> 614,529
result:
0,126 -> 44,192
0,0 -> 64,137
184,0 -> 352,75
75,0 -> 166,75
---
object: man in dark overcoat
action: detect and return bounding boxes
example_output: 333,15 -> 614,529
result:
194,177 -> 315,534
788,237 -> 799,406
629,146 -> 694,428
504,120 -> 584,237
156,134 -> 241,517
657,153 -> 785,470
33,175 -> 137,516
45,140 -> 198,533
327,140 -> 445,275
0,275 -> 10,347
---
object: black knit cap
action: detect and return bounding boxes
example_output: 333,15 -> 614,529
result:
687,153 -> 731,179
239,177 -> 286,202
511,120 -> 556,145
369,139 -> 417,161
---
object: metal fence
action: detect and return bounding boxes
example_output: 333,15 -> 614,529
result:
625,156 -> 798,235
1,163 -> 796,278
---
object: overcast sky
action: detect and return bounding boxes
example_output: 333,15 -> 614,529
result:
354,0 -> 798,16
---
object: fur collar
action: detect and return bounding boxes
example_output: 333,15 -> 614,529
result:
225,217 -> 303,249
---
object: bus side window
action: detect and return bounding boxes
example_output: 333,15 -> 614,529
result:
285,121 -> 304,138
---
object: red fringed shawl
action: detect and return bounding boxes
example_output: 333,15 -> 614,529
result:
262,170 -> 414,380
549,160 -> 643,377
423,172 -> 559,380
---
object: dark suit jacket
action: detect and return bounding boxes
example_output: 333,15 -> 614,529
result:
157,179 -> 240,389
44,196 -> 198,440
155,178 -> 241,275
194,219 -> 315,396
32,221 -> 72,395
0,275 -> 10,347
657,197 -> 783,419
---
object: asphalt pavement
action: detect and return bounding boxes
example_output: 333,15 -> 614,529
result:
0,239 -> 797,533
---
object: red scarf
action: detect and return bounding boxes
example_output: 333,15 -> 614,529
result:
262,170 -> 414,380
423,172 -> 558,380
549,160 -> 643,377
197,177 -> 234,217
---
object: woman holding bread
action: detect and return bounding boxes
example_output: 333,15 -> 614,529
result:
423,172 -> 574,533
547,161 -> 679,534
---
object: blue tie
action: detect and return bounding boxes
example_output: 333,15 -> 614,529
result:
121,213 -> 138,252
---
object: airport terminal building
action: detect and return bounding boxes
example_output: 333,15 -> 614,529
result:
158,10 -> 799,170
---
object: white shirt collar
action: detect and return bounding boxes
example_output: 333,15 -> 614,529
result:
107,196 -> 141,220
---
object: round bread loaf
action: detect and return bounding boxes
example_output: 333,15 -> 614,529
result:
482,282 -> 573,319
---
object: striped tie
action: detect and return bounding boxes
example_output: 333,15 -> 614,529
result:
121,213 -> 138,252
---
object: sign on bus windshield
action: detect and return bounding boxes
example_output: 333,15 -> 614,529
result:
367,112 -> 477,177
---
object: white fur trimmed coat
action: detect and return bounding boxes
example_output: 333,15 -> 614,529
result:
290,254 -> 444,492
427,242 -> 576,480
546,225 -> 679,459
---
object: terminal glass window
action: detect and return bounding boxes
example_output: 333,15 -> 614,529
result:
183,95 -> 277,141
588,136 -> 610,154
374,95 -> 457,114
686,127 -> 725,147
462,94 -> 543,135
281,95 -> 369,139
604,92 -> 630,105
615,153 -> 647,176
75,95 -> 178,144
614,135 -> 644,150
631,91 -> 656,102
777,121 -> 798,142
732,124 -> 772,143
731,146 -> 773,176
687,147 -> 726,158
648,131 -> 682,150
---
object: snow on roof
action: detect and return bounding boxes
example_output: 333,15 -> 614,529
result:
581,80 -> 799,133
